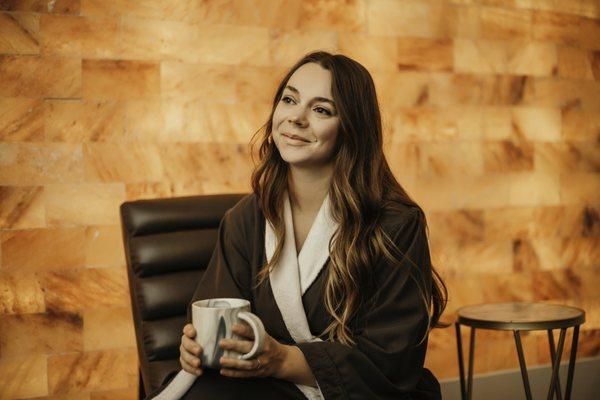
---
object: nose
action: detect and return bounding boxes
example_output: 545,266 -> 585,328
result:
288,107 -> 308,127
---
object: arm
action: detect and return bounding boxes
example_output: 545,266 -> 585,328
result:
295,209 -> 436,399
278,344 -> 318,387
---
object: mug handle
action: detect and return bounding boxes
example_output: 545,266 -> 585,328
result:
237,311 -> 266,360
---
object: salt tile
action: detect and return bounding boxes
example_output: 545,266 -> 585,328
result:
0,355 -> 48,399
0,55 -> 81,98
159,143 -> 253,188
390,107 -> 455,143
298,0 -> 366,32
82,60 -> 159,101
522,77 -> 600,112
446,3 -> 480,38
0,97 -> 44,142
483,139 -> 534,173
44,99 -> 125,142
0,270 -> 46,315
1,227 -> 85,271
411,173 -> 512,211
47,348 -> 137,394
41,267 -> 130,312
125,181 -> 207,201
271,28 -> 339,68
0,11 -> 39,55
454,38 -> 556,76
562,109 -> 600,141
122,100 -> 164,142
428,210 -> 485,246
508,171 -> 560,206
418,142 -> 484,178
162,99 -> 269,143
481,106 -> 514,140
397,38 -> 453,72
533,269 -> 598,301
83,142 -> 164,183
0,143 -> 84,185
526,0 -> 600,19
122,17 -> 269,66
428,72 -> 488,107
84,225 -> 125,268
372,71 -> 430,109
512,106 -> 561,141
0,0 -> 80,14
83,307 -> 135,351
90,386 -> 137,400
0,311 -> 83,356
24,393 -> 91,400
44,183 -> 125,227
533,10 -> 600,50
557,46 -> 595,80
40,14 -> 121,58
368,0 -> 448,38
534,141 -> 600,174
562,236 -> 600,270
385,143 -> 420,183
338,33 -> 397,72
479,5 -> 532,40
161,62 -> 284,104
201,181 -> 252,195
514,237 -> 563,271
560,172 -> 600,204
83,0 -> 301,28
0,186 -> 45,229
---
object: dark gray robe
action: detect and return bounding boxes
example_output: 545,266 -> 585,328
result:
146,193 -> 441,400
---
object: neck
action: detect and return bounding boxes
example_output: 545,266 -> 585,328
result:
287,164 -> 333,212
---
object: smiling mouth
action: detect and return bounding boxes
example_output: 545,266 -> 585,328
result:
282,133 -> 312,143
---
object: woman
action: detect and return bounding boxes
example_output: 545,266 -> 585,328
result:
148,51 -> 447,400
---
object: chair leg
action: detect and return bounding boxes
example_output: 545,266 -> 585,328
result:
514,330 -> 532,400
547,329 -> 563,400
467,327 -> 476,400
455,323 -> 466,400
547,328 -> 566,400
564,325 -> 580,400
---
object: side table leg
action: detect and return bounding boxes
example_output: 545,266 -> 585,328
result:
514,330 -> 532,400
467,327 -> 476,400
455,323 -> 466,400
564,325 -> 580,400
547,328 -> 566,400
547,330 -> 563,400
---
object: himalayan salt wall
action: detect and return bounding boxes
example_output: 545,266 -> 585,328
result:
0,0 -> 599,398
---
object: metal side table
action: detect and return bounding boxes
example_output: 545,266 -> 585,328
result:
455,302 -> 585,400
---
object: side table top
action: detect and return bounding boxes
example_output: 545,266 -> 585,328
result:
456,302 -> 585,330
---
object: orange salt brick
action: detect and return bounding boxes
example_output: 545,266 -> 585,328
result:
0,186 -> 45,229
0,11 -> 40,55
1,227 -> 85,271
0,97 -> 44,142
44,183 -> 125,227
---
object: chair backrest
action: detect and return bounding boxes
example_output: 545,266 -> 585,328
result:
119,193 -> 246,398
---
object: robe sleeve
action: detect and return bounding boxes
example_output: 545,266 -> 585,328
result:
185,208 -> 253,325
295,209 -> 434,399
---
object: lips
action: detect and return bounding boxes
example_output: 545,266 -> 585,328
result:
282,132 -> 311,143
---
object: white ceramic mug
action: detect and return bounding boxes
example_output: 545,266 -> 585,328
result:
192,298 -> 265,369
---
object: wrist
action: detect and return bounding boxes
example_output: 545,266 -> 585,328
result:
275,343 -> 293,380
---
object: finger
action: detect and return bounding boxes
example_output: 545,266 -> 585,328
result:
220,338 -> 253,354
219,356 -> 259,371
183,335 -> 202,356
180,355 -> 203,376
232,323 -> 255,340
183,324 -> 196,338
180,344 -> 202,368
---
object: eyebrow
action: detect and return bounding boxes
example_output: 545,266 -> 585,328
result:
284,85 -> 336,107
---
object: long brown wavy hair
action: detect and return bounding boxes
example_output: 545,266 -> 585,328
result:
250,51 -> 448,346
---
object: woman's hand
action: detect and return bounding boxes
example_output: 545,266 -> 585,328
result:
180,323 -> 204,376
218,323 -> 289,379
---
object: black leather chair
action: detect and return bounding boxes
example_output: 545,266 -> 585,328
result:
119,193 -> 246,399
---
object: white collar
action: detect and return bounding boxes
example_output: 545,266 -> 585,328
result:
265,190 -> 336,399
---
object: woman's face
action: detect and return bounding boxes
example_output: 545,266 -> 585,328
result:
272,62 -> 341,169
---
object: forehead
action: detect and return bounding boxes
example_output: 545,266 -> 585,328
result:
286,62 -> 333,98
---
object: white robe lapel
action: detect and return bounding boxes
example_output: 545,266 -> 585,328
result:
265,190 -> 338,400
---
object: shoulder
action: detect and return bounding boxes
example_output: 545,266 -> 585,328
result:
226,192 -> 258,219
379,202 -> 425,238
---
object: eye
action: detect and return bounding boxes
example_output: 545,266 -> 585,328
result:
281,96 -> 294,104
314,106 -> 332,116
